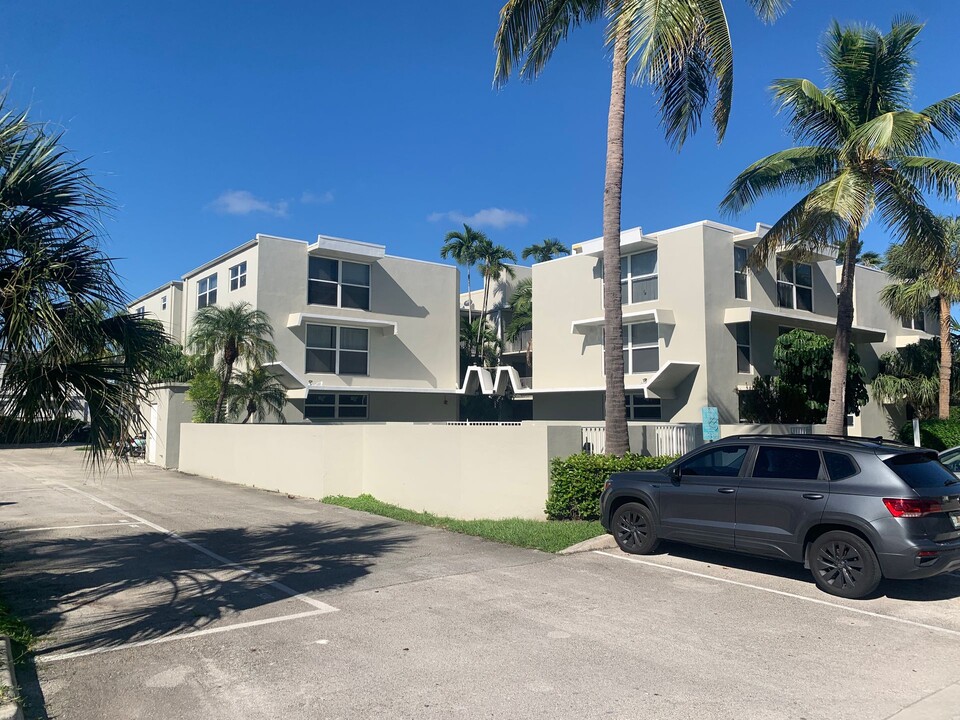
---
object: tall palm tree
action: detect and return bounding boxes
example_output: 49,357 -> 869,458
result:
441,224 -> 488,323
0,99 -> 169,462
495,0 -> 790,454
187,302 -> 277,423
476,243 -> 517,348
881,217 -> 960,419
721,18 -> 960,435
228,366 -> 288,424
461,317 -> 502,367
505,276 -> 534,371
522,238 -> 569,263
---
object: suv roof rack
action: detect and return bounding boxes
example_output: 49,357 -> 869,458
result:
719,433 -> 915,449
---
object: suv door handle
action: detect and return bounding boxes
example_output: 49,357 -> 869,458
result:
718,488 -> 736,494
802,493 -> 824,500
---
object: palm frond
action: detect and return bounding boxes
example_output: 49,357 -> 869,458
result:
720,146 -> 840,214
769,78 -> 854,146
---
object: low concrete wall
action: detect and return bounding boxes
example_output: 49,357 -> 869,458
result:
179,423 -> 582,520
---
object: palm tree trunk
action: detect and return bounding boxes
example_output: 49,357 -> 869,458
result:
467,267 -> 473,324
602,28 -> 629,456
214,361 -> 234,424
939,294 -> 952,420
476,274 -> 491,355
825,231 -> 859,435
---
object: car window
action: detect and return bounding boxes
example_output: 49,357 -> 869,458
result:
886,453 -> 960,488
939,449 -> 960,472
753,446 -> 821,480
679,445 -> 748,477
823,451 -> 858,481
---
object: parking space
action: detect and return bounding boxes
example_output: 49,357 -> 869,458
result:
2,447 -> 960,720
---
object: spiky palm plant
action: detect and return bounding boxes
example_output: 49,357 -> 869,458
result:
505,277 -> 533,371
441,224 -> 488,323
228,366 -> 287,424
476,242 -> 517,348
495,0 -> 791,454
722,18 -> 960,434
187,302 -> 277,423
521,238 -> 569,263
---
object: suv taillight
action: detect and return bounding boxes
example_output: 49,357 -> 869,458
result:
882,497 -> 943,518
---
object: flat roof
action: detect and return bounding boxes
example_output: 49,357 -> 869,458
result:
127,281 -> 182,308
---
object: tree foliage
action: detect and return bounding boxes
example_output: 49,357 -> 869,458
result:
873,336 -> 960,420
521,239 -> 568,263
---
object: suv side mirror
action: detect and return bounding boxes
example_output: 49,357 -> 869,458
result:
670,466 -> 682,481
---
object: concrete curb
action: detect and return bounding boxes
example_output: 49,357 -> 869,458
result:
0,637 -> 23,720
558,533 -> 616,555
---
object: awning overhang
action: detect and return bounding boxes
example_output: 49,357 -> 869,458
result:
643,362 -> 700,400
307,235 -> 385,263
723,307 -> 886,343
895,332 -> 934,348
287,313 -> 398,336
571,308 -> 675,335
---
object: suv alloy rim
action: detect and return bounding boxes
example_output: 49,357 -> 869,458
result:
815,540 -> 864,590
616,509 -> 648,550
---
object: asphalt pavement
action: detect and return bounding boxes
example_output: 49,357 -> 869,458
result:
1,446 -> 959,720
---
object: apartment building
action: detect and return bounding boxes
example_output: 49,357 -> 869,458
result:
131,233 -> 461,422
516,220 -> 931,436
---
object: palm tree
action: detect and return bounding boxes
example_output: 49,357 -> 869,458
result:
505,277 -> 533,371
187,302 -> 277,423
721,18 -> 960,435
858,251 -> 884,269
495,0 -> 790,454
476,243 -> 517,348
461,317 -> 502,367
228,367 -> 288,424
522,238 -> 569,263
0,99 -> 169,462
441,224 -> 488,323
881,217 -> 960,419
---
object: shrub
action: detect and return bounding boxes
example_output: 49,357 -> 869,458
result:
0,416 -> 86,444
899,408 -> 960,450
546,453 -> 677,521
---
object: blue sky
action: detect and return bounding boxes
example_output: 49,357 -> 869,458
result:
3,1 -> 959,298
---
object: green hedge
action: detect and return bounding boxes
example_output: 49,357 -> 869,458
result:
0,417 -> 86,444
898,409 -> 960,451
546,453 -> 677,521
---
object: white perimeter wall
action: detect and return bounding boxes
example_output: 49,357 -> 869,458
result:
179,423 -> 582,520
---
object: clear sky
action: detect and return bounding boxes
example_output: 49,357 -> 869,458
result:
3,1 -> 959,299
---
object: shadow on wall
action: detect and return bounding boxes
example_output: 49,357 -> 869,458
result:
2,520 -> 412,658
370,265 -> 429,319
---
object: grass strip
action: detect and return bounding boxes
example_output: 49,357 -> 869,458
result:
322,494 -> 605,553
0,593 -> 35,666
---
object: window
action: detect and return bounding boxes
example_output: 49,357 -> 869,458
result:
305,324 -> 369,375
135,306 -> 145,317
308,257 -> 370,310
304,393 -> 368,420
620,250 -> 657,304
230,261 -> 247,291
161,295 -> 167,311
901,313 -> 925,331
734,247 -> 749,300
625,394 -> 661,420
197,273 -> 217,309
753,446 -> 821,480
776,259 -> 813,312
622,322 -> 659,374
823,452 -> 858,481
679,445 -> 748,478
735,322 -> 751,374
884,453 -> 959,489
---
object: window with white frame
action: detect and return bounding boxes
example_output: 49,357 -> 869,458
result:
197,273 -> 217,309
734,247 -> 749,300
626,393 -> 661,420
304,393 -> 369,420
229,261 -> 247,291
308,257 -> 371,310
622,321 -> 659,374
305,324 -> 369,375
901,312 -> 926,331
776,259 -> 813,311
621,249 -> 657,304
135,306 -> 145,317
161,295 -> 167,311
735,322 -> 751,374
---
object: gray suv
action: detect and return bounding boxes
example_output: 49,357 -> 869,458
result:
599,435 -> 960,599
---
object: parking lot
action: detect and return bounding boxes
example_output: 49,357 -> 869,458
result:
2,446 -> 959,720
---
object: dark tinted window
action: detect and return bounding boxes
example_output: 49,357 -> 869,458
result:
753,446 -> 821,480
823,452 -> 857,481
939,448 -> 960,472
885,454 -> 959,489
679,445 -> 748,478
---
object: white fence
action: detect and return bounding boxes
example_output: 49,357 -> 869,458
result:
786,424 -> 814,435
446,421 -> 523,427
582,426 -> 605,454
654,425 -> 698,456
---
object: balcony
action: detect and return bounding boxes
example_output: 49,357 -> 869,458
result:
502,329 -> 532,355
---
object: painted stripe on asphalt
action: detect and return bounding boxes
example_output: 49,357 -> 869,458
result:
56,484 -> 338,613
14,522 -> 138,532
36,609 -> 329,663
594,550 -> 960,639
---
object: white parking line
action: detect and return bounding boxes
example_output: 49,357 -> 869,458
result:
56,484 -> 338,614
15,522 -> 139,532
594,550 -> 960,639
36,609 -> 329,663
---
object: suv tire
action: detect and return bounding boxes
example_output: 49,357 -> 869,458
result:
612,502 -> 659,555
808,531 -> 881,599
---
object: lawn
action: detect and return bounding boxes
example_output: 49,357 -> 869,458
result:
0,592 -> 35,666
322,494 -> 605,553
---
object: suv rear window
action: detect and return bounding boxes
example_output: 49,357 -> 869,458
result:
885,453 -> 959,489
823,452 -> 858,481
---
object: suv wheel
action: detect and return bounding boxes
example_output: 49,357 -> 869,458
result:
612,502 -> 659,555
808,531 -> 881,599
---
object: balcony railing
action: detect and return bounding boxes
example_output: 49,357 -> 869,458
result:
502,329 -> 532,355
